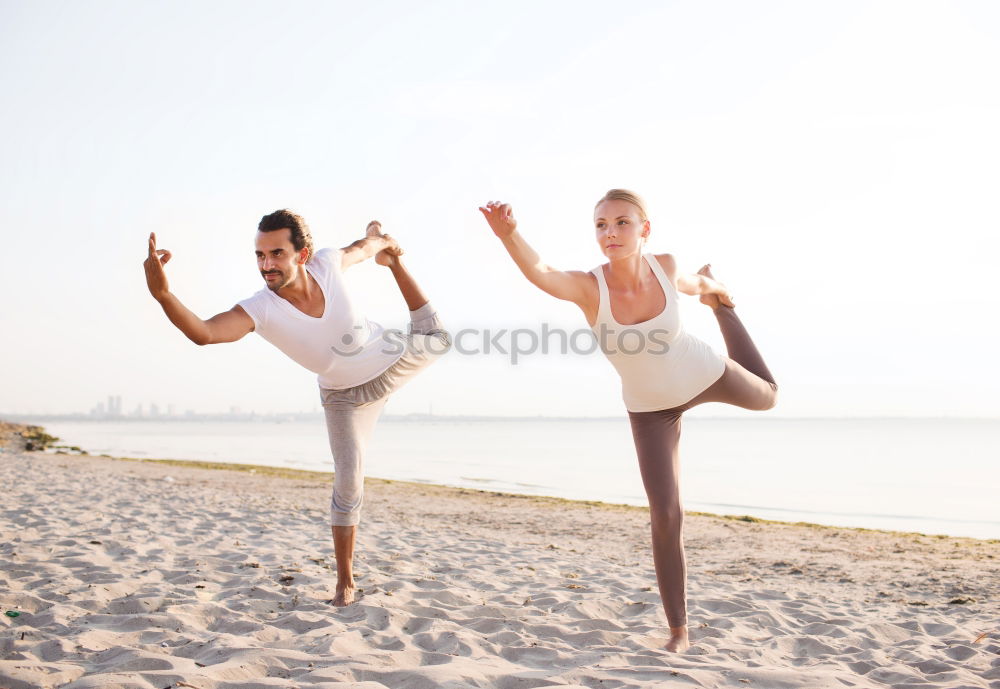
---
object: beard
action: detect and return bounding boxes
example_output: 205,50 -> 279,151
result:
262,270 -> 290,292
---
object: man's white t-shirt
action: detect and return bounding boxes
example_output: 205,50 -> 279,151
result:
237,247 -> 404,390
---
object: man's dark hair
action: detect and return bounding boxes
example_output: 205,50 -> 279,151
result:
258,209 -> 314,261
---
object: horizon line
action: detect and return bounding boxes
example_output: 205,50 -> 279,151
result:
3,412 -> 998,422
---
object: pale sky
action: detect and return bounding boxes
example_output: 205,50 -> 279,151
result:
2,0 -> 998,418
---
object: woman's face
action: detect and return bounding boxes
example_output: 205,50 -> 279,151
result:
594,199 -> 649,259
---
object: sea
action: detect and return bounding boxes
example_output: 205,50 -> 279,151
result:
31,416 -> 1000,540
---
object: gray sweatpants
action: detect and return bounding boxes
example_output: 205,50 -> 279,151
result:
319,302 -> 450,526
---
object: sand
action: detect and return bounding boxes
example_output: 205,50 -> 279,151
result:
1,439 -> 998,688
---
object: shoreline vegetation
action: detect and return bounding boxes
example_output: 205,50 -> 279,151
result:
0,420 -> 62,453
1,419 -> 995,544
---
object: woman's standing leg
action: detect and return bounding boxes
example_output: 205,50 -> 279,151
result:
627,407 -> 690,652
626,267 -> 777,650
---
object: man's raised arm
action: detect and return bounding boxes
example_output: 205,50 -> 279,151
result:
143,232 -> 254,346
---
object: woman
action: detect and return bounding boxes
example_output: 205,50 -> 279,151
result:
478,189 -> 778,653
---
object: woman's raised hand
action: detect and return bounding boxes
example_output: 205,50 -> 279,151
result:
478,201 -> 517,239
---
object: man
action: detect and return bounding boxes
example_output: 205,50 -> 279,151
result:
143,209 -> 450,606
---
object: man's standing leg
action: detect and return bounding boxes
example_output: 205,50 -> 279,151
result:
331,524 -> 356,605
318,230 -> 448,607
321,393 -> 386,606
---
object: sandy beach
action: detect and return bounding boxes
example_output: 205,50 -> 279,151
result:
1,425 -> 997,689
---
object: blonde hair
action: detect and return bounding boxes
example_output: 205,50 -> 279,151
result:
594,188 -> 649,222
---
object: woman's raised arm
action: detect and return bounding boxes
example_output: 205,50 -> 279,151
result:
478,201 -> 593,306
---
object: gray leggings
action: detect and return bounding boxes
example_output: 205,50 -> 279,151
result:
627,305 -> 777,628
320,302 -> 450,526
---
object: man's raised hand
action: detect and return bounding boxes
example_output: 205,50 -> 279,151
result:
143,232 -> 173,302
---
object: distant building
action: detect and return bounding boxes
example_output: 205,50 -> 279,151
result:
104,395 -> 123,417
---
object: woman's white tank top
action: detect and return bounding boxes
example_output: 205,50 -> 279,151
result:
590,254 -> 726,412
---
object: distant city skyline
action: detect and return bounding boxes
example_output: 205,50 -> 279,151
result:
2,398 -> 995,422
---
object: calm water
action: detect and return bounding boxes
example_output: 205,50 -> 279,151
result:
37,417 -> 1000,540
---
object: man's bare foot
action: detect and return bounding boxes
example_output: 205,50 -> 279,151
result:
665,625 -> 691,653
366,221 -> 402,266
330,586 -> 356,607
375,233 -> 402,267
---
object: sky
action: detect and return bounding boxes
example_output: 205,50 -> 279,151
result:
1,0 -> 998,418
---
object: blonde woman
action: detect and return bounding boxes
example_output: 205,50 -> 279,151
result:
479,190 -> 778,653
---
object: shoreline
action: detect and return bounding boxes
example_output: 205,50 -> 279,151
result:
81,453 -> 1000,544
6,412 -> 1000,422
4,419 -> 997,544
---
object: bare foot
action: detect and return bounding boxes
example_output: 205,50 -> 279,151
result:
375,233 -> 402,267
665,626 -> 691,653
330,586 -> 356,607
697,264 -> 729,310
367,221 -> 402,266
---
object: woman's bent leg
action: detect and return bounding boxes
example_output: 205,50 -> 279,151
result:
681,306 -> 778,412
628,408 -> 688,630
713,305 -> 776,386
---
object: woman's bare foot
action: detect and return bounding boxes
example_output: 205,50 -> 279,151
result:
365,220 -> 383,238
697,264 -> 721,309
666,625 -> 691,653
697,264 -> 734,310
330,586 -> 356,607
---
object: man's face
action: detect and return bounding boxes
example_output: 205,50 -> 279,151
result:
255,229 -> 305,291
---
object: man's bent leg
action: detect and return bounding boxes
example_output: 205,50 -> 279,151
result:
354,300 -> 451,402
408,302 -> 448,338
388,257 -> 430,312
